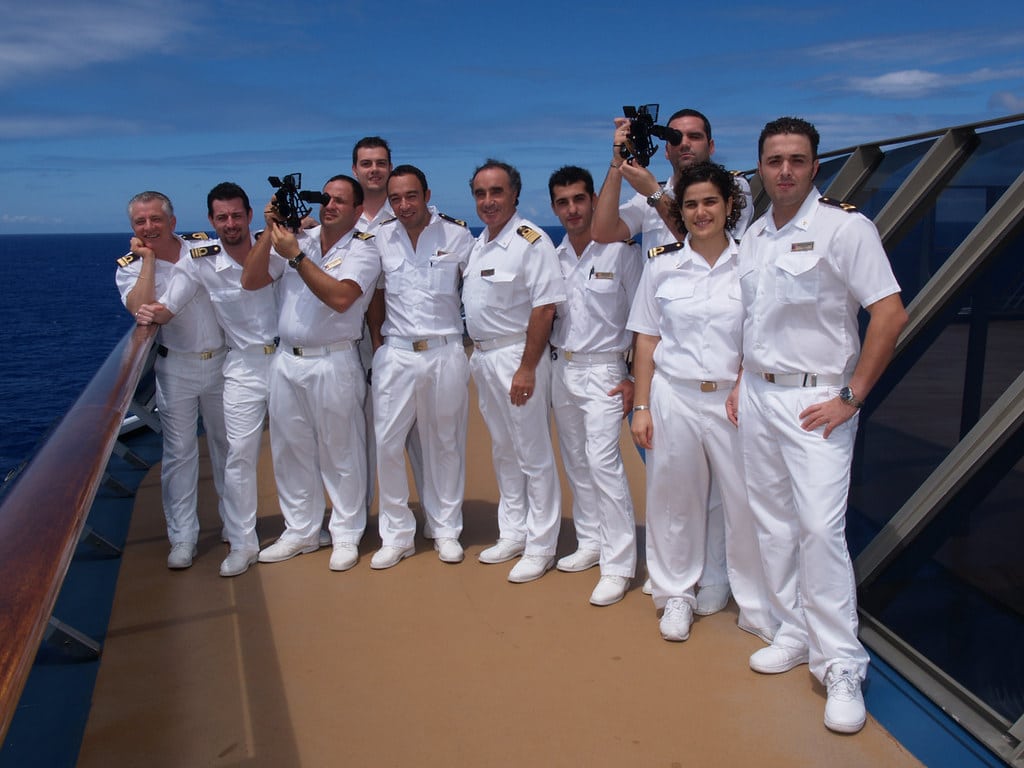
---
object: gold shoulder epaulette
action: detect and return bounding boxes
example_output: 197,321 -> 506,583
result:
516,225 -> 542,244
819,196 -> 858,212
190,244 -> 221,259
730,169 -> 744,177
116,252 -> 137,268
379,215 -> 398,226
439,212 -> 468,228
623,237 -> 637,246
180,231 -> 211,241
647,241 -> 685,259
354,230 -> 375,240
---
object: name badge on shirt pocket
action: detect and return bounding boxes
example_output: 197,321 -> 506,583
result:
481,268 -> 495,277
324,256 -> 344,270
593,271 -> 614,280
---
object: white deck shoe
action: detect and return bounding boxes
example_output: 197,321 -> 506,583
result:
824,664 -> 866,734
167,542 -> 197,570
749,644 -> 810,674
556,548 -> 601,573
642,577 -> 652,595
371,545 -> 415,570
434,538 -> 464,563
219,549 -> 258,577
329,543 -> 359,571
659,598 -> 693,642
589,575 -> 630,606
479,538 -> 525,564
258,538 -> 318,564
508,555 -> 554,583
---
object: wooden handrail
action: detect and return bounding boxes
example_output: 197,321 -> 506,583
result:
0,323 -> 157,741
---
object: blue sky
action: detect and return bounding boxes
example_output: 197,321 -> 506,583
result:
1,0 -> 1022,234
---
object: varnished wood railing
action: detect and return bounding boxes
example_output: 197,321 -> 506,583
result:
0,324 -> 157,741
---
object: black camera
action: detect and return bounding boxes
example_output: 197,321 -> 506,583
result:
619,104 -> 683,168
268,173 -> 329,231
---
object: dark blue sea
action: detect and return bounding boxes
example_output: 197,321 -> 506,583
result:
0,227 -> 567,481
0,234 -> 136,480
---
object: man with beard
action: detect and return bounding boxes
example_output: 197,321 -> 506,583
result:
115,191 -> 228,570
548,165 -> 642,606
592,108 -> 751,614
366,165 -> 475,569
242,175 -> 381,571
136,183 -> 279,577
463,159 -> 566,583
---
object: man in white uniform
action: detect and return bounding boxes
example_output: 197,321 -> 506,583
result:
116,191 -> 228,570
136,183 -> 277,577
464,159 -> 567,583
592,107 -> 750,613
729,116 -> 908,733
367,165 -> 475,569
242,175 -> 381,571
548,165 -> 641,607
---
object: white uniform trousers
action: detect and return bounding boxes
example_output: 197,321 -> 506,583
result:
470,343 -> 560,556
269,346 -> 367,547
551,355 -> 636,578
220,349 -> 272,553
373,339 -> 468,547
154,349 -> 228,547
739,374 -> 869,682
646,372 -> 777,635
362,331 -> 425,509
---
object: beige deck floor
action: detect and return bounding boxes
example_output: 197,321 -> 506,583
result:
79,379 -> 922,768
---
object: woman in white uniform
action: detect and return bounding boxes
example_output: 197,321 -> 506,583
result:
627,162 -> 776,643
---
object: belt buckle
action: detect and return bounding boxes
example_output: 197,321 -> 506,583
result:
700,381 -> 718,393
563,350 -> 575,361
763,373 -> 776,383
263,344 -> 276,355
412,339 -> 429,352
804,374 -> 818,387
292,347 -> 304,357
199,350 -> 214,361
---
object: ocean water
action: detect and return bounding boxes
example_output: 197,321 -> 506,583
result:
0,226 -> 568,481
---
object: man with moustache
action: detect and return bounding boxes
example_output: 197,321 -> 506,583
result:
729,116 -> 907,733
548,165 -> 642,606
241,175 -> 381,571
463,159 -> 567,583
135,183 -> 279,577
366,165 -> 475,569
592,107 -> 751,613
115,191 -> 228,570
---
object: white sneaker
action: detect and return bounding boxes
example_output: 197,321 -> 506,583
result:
167,542 -> 197,569
824,664 -> 866,733
258,537 -> 318,564
589,575 -> 630,606
556,548 -> 601,573
329,543 -> 359,571
749,644 -> 810,674
695,583 -> 731,615
371,545 -> 415,570
508,555 -> 554,583
642,577 -> 652,595
219,549 -> 258,577
318,529 -> 331,548
478,538 -> 525,564
434,538 -> 464,563
659,597 -> 692,642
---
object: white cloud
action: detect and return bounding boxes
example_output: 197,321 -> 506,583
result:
845,67 -> 1024,99
989,91 -> 1024,112
0,1 -> 196,87
0,114 -> 147,140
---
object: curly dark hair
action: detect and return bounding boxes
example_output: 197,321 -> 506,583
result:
668,161 -> 745,234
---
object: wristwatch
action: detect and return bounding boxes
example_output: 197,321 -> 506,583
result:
646,189 -> 665,207
288,251 -> 306,269
838,385 -> 864,409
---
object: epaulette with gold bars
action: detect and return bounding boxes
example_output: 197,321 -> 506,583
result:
647,241 -> 685,259
180,231 -> 211,241
516,225 -> 542,244
190,244 -> 221,259
819,197 -> 858,212
440,212 -> 467,228
116,252 -> 138,268
354,230 -> 375,240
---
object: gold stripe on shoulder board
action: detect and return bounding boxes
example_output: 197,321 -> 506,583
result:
190,244 -> 222,259
180,231 -> 211,241
354,230 -> 375,240
819,196 -> 858,212
116,252 -> 137,268
647,241 -> 685,259
516,225 -> 541,244
439,212 -> 468,227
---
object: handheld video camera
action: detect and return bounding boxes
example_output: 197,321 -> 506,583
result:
619,104 -> 683,168
268,173 -> 329,231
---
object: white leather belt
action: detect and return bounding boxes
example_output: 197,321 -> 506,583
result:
472,333 -> 526,352
558,349 -> 624,364
386,334 -> 462,352
759,372 -> 843,387
284,340 -> 356,357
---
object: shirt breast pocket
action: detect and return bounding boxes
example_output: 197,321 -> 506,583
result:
775,251 -> 820,304
482,271 -> 517,308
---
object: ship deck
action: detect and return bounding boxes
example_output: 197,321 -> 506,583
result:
76,379 -> 922,767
